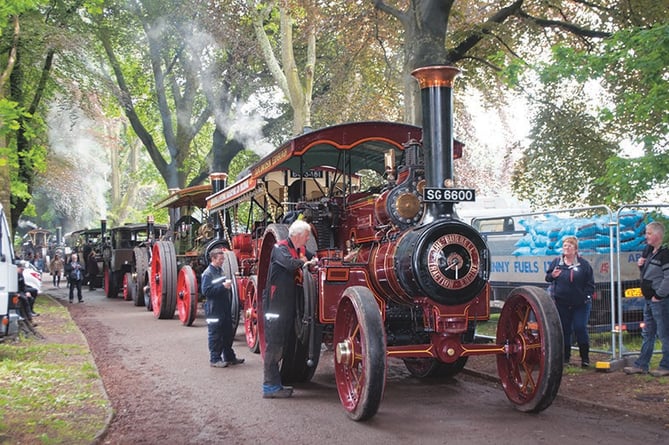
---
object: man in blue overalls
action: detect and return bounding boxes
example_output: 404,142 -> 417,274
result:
201,248 -> 244,368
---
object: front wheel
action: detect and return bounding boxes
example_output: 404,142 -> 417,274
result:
496,286 -> 563,413
243,276 -> 260,352
333,286 -> 387,421
177,265 -> 198,326
123,272 -> 135,302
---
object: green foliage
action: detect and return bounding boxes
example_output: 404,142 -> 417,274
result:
596,155 -> 669,205
3,102 -> 47,207
224,149 -> 261,230
543,25 -> 669,147
512,94 -> 618,209
0,99 -> 23,136
530,24 -> 669,205
228,149 -> 260,182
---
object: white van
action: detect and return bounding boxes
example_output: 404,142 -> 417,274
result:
1,203 -> 20,340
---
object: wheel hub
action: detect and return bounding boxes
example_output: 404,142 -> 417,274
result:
336,339 -> 354,366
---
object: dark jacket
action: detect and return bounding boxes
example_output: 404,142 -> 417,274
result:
201,263 -> 230,318
545,255 -> 595,306
87,252 -> 99,277
66,261 -> 84,282
640,245 -> 669,300
265,238 -> 314,319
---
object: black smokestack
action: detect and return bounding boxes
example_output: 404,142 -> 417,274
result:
210,172 -> 228,194
146,215 -> 155,242
411,66 -> 460,223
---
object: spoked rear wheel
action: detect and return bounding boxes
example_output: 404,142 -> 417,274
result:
280,268 -> 322,384
496,286 -> 563,413
333,286 -> 386,421
123,272 -> 134,301
104,265 -> 118,298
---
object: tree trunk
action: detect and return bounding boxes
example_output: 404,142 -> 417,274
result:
251,2 -> 316,136
0,136 -> 11,230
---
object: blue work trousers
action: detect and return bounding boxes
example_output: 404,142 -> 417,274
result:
634,298 -> 669,371
206,301 -> 235,364
555,301 -> 591,361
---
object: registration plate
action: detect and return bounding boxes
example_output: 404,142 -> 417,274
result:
624,287 -> 643,298
424,188 -> 476,203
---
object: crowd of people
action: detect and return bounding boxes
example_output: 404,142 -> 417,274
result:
15,245 -> 101,330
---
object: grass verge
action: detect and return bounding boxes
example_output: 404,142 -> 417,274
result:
0,295 -> 111,445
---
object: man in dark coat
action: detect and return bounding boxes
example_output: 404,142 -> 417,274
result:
262,219 -> 317,399
82,241 -> 93,287
65,253 -> 85,303
201,247 -> 244,368
86,250 -> 99,291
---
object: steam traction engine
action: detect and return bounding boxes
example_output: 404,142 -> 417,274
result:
101,220 -> 167,302
148,179 -> 240,328
207,66 -> 563,421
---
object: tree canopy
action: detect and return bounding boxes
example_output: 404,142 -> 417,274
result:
513,20 -> 668,207
2,0 -> 667,235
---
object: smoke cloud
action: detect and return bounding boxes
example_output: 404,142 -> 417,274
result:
45,98 -> 110,232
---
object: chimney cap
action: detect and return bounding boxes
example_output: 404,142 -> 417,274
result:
411,65 -> 461,89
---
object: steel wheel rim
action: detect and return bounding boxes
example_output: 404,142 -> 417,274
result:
150,243 -> 163,317
122,273 -> 130,300
244,277 -> 259,351
334,297 -> 366,413
497,294 -> 544,403
177,266 -> 197,325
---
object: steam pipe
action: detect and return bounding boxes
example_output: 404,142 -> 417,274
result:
146,214 -> 155,242
210,173 -> 228,240
100,219 -> 107,244
411,66 -> 460,223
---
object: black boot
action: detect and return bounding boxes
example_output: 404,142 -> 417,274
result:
579,344 -> 590,368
